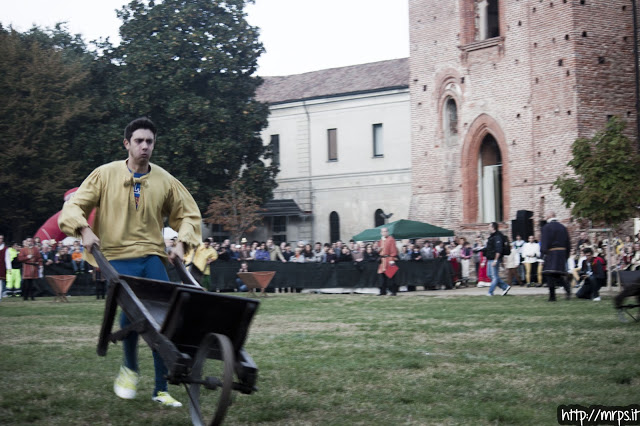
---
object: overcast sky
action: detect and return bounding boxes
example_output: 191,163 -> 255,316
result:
1,0 -> 409,76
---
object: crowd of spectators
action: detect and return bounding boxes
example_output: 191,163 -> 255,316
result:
2,229 -> 639,299
184,230 -> 640,291
0,235 -> 100,300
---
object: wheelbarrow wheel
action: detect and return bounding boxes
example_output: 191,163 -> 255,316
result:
187,332 -> 235,426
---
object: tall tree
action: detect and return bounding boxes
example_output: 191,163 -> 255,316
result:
106,0 -> 275,210
0,26 -> 97,240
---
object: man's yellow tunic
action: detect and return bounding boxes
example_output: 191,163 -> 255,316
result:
59,160 -> 201,262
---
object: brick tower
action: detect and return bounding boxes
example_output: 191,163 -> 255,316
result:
409,0 -> 637,238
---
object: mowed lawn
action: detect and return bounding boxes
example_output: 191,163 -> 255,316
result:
0,292 -> 638,425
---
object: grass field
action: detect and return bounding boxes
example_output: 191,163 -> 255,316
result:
0,292 -> 638,425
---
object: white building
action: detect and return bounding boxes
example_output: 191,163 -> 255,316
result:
254,58 -> 411,244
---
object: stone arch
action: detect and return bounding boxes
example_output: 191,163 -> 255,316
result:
434,71 -> 463,143
461,114 -> 510,224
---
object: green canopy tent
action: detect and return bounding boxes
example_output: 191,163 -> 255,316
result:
352,219 -> 454,241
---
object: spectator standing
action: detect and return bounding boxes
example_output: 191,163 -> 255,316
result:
411,245 -> 422,261
476,250 -> 491,287
420,241 -> 434,260
55,246 -> 73,273
0,235 -> 6,299
472,236 -> 484,279
291,247 -> 306,263
338,247 -> 353,263
363,245 -> 379,262
351,243 -> 364,263
5,242 -> 21,297
325,247 -> 338,264
40,244 -> 56,276
254,242 -> 270,261
505,249 -> 523,286
540,212 -> 571,301
228,244 -> 240,261
18,237 -> 42,301
302,244 -> 315,261
189,239 -> 218,291
238,241 -> 252,261
312,242 -> 325,262
484,222 -> 511,296
399,245 -> 412,261
459,241 -> 472,285
629,243 -> 640,271
249,241 -> 259,259
217,246 -> 230,261
512,234 -> 526,282
522,235 -> 542,286
377,227 -> 398,296
282,244 -> 294,261
267,239 -> 286,262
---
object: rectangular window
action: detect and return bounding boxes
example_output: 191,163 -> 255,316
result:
272,216 -> 287,233
327,128 -> 338,161
373,123 -> 383,157
272,216 -> 287,244
269,134 -> 280,166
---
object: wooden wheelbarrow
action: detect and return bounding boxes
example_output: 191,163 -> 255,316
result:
94,247 -> 260,425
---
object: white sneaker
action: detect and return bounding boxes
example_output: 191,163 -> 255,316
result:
502,285 -> 511,296
114,366 -> 139,399
593,297 -> 601,302
152,391 -> 183,407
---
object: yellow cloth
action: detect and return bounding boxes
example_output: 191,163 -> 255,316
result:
191,244 -> 218,275
59,160 -> 202,263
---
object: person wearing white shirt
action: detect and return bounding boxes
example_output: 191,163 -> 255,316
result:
522,235 -> 542,286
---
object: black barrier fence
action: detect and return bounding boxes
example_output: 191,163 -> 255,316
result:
206,258 -> 454,291
27,258 -> 453,297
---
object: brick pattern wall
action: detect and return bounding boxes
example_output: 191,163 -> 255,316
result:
409,0 -> 637,239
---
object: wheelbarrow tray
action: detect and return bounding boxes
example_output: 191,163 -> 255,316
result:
97,273 -> 260,389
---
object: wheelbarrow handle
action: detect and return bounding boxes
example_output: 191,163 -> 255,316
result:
92,244 -> 203,289
92,245 -> 120,283
175,259 -> 203,289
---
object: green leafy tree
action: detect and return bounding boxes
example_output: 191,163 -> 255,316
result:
555,117 -> 640,287
103,0 -> 274,209
0,25 -> 97,240
554,117 -> 640,227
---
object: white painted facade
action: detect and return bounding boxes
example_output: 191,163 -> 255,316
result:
256,88 -> 412,244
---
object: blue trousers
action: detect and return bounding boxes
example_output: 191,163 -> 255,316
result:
110,256 -> 168,396
488,259 -> 509,295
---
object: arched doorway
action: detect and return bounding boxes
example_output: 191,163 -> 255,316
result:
478,134 -> 503,222
461,114 -> 509,224
329,211 -> 340,243
374,209 -> 385,227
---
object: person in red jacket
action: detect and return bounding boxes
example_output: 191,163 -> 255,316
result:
377,227 -> 398,296
17,237 -> 42,301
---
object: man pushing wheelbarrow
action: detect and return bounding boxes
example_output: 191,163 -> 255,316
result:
59,117 -> 202,408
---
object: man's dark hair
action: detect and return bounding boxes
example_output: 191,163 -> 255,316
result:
582,247 -> 594,255
124,117 -> 157,141
490,222 -> 499,232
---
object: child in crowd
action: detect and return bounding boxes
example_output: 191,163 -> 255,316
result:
72,247 -> 85,274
